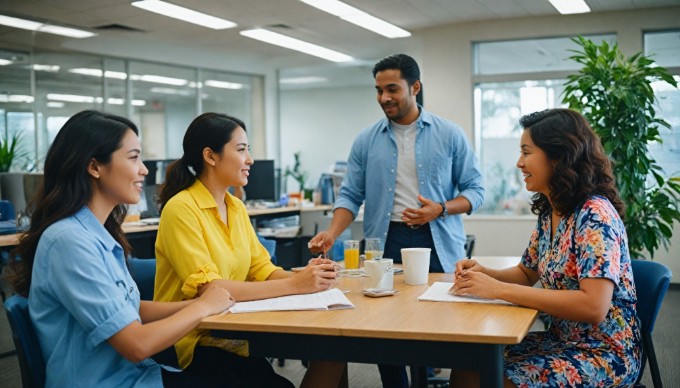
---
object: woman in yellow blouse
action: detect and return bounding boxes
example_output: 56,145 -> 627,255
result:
155,112 -> 346,387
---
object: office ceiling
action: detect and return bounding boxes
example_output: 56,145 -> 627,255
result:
0,0 -> 678,78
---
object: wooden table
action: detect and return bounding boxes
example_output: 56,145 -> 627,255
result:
199,257 -> 536,387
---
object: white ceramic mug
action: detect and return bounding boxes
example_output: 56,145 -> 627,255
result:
364,259 -> 394,290
401,248 -> 431,285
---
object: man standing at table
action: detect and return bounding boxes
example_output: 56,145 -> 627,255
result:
309,53 -> 484,387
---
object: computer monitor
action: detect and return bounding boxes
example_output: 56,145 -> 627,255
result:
143,159 -> 177,185
245,160 -> 278,202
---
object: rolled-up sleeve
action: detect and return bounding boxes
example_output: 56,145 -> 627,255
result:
156,201 -> 222,299
452,133 -> 484,213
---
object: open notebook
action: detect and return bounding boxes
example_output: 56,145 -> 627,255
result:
229,288 -> 355,314
417,282 -> 514,305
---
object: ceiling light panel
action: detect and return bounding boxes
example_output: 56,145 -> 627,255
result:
240,29 -> 353,63
299,0 -> 410,38
132,0 -> 236,29
0,14 -> 96,38
548,0 -> 590,14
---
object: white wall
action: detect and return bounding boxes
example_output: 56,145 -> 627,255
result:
279,85 -> 382,192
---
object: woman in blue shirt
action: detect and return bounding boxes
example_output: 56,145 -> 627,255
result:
8,110 -> 234,387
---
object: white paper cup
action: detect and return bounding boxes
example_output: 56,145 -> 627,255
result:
401,248 -> 431,285
364,259 -> 394,290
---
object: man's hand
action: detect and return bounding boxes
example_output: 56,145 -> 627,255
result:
308,231 -> 335,254
402,195 -> 443,226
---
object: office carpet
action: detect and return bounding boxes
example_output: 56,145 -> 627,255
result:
1,289 -> 678,387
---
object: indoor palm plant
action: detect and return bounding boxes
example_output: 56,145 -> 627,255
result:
563,36 -> 680,259
0,132 -> 25,172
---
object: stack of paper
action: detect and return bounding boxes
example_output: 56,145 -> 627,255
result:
417,282 -> 513,305
229,288 -> 355,314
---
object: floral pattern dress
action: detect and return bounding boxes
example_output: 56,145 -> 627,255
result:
504,196 -> 641,387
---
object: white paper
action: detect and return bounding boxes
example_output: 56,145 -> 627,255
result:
417,282 -> 514,305
229,288 -> 355,314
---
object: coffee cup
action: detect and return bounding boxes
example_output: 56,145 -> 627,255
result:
401,248 -> 431,285
364,259 -> 394,290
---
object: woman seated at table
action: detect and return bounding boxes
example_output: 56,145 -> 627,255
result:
450,108 -> 640,387
154,112 -> 347,388
8,110 -> 233,387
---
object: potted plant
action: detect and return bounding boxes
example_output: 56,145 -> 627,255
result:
284,151 -> 308,196
563,36 -> 680,259
0,132 -> 25,172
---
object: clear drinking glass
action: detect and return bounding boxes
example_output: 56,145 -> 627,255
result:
364,238 -> 383,260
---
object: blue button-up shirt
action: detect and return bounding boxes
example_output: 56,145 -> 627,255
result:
29,207 -> 162,387
334,109 -> 484,273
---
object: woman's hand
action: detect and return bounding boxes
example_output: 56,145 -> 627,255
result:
454,259 -> 485,278
290,261 -> 338,293
195,286 -> 235,316
450,269 -> 504,300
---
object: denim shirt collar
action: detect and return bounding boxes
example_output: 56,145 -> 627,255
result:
73,206 -> 119,252
378,105 -> 432,133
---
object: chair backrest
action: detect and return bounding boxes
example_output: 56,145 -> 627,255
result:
0,199 -> 16,221
257,235 -> 277,265
464,234 -> 476,260
631,259 -> 672,333
128,258 -> 157,301
4,294 -> 46,388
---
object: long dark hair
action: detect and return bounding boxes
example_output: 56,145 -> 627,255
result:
520,108 -> 625,218
157,112 -> 246,211
8,110 -> 137,296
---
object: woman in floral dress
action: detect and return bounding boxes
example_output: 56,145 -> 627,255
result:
450,108 -> 641,387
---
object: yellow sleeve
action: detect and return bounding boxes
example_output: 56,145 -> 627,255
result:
156,198 -> 222,299
231,199 -> 282,281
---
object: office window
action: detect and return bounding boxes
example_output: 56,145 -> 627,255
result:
129,61 -> 197,160
646,31 -> 680,180
473,35 -> 615,215
0,49 -> 34,170
34,51 -> 105,163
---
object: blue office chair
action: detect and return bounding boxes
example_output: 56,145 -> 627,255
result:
257,234 -> 277,264
128,257 -> 157,301
631,259 -> 672,388
127,257 -> 180,367
4,294 -> 46,388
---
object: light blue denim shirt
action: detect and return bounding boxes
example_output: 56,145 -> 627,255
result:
29,207 -> 162,387
334,109 -> 484,273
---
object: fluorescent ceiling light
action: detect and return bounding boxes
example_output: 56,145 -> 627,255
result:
32,64 -> 60,72
204,80 -> 243,89
280,76 -> 327,84
0,59 -> 11,65
129,74 -> 188,86
47,93 -> 145,106
548,0 -> 590,14
299,0 -> 410,38
240,28 -> 353,62
46,101 -> 65,108
0,94 -> 34,103
0,14 -> 96,38
132,0 -> 236,29
69,68 -> 128,79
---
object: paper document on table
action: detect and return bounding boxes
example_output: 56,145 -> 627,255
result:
229,288 -> 355,314
417,282 -> 514,306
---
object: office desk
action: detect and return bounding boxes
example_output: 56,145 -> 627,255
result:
0,205 -> 333,251
199,257 -> 536,388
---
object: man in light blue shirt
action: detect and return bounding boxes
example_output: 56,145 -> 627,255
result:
310,53 -> 484,388
310,53 -> 484,273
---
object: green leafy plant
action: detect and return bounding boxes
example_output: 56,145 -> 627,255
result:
563,36 -> 680,259
0,132 -> 26,172
284,151 -> 308,193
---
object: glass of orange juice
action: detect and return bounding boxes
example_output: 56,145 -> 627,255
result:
365,238 -> 383,261
343,240 -> 360,270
